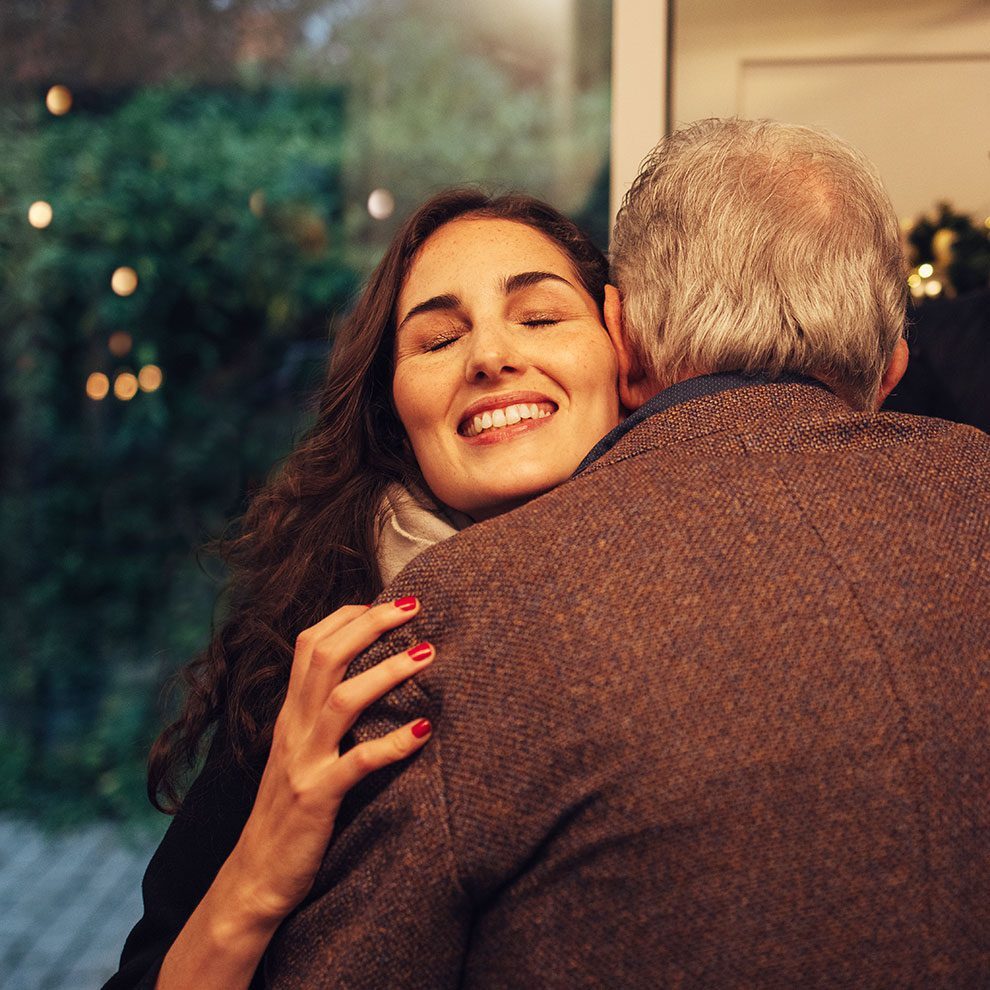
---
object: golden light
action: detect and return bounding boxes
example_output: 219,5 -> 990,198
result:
114,372 -> 139,401
111,266 -> 139,296
249,189 -> 266,217
138,364 -> 163,392
918,263 -> 934,279
46,85 -> 73,116
367,188 -> 395,221
907,273 -> 921,288
924,279 -> 943,298
28,201 -> 53,228
931,228 -> 956,264
108,331 -> 133,357
86,372 -> 110,401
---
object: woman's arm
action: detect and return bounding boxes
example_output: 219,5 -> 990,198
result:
113,598 -> 434,990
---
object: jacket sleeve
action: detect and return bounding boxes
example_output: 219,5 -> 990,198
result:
101,736 -> 264,990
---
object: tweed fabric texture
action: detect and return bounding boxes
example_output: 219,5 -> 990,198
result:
267,380 -> 990,989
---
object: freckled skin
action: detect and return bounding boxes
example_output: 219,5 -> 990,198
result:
392,219 -> 620,521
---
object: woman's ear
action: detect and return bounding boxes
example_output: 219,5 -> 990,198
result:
604,284 -> 653,411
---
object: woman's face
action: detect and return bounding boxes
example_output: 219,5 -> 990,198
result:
392,218 -> 620,520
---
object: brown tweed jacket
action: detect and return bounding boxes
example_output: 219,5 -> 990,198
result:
266,377 -> 990,989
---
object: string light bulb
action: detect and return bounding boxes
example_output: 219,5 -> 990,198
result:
108,331 -> 133,357
86,372 -> 110,400
367,188 -> 395,220
138,364 -> 163,392
114,372 -> 139,401
46,85 -> 73,115
28,201 -> 53,228
111,266 -> 138,296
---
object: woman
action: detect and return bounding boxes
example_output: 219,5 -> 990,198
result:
106,189 -> 621,989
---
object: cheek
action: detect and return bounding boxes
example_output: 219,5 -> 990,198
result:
566,345 -> 620,423
392,369 -> 448,458
392,367 -> 425,429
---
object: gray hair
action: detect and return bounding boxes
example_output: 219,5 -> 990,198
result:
610,118 -> 907,410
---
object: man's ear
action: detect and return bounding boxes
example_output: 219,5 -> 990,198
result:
876,337 -> 909,409
604,284 -> 654,410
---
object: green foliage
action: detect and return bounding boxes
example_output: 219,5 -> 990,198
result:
0,3 -> 612,826
906,202 -> 990,297
0,83 -> 357,824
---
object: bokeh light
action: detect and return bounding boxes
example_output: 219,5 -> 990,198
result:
249,189 -> 266,217
918,262 -> 934,279
108,331 -> 133,357
46,85 -> 73,116
924,279 -> 943,298
28,201 -> 53,228
111,266 -> 139,296
86,372 -> 110,400
367,188 -> 395,220
138,364 -> 163,392
114,372 -> 139,401
931,228 -> 956,262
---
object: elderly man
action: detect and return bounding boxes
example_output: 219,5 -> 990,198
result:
268,119 -> 990,988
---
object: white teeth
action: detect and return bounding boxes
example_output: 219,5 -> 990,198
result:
463,401 -> 555,437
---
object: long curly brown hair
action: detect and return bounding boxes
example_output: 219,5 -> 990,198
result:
148,187 -> 610,812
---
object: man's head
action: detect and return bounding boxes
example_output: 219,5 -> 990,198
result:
607,118 -> 908,411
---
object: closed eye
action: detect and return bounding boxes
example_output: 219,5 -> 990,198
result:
520,316 -> 561,327
426,333 -> 462,352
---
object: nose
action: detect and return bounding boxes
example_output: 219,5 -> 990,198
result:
463,322 -> 524,384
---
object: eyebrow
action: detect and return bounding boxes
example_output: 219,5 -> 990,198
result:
398,271 -> 573,332
502,270 -> 572,294
397,293 -> 461,331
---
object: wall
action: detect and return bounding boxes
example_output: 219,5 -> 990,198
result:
673,0 -> 990,219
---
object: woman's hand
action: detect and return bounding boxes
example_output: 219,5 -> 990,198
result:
156,597 -> 433,989
230,596 -> 434,922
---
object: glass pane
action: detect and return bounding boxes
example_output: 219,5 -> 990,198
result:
0,0 -> 611,825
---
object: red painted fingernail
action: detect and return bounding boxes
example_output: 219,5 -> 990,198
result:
407,642 -> 432,662
411,719 -> 432,739
394,596 -> 417,612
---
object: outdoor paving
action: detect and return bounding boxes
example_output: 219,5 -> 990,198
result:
0,817 -> 161,989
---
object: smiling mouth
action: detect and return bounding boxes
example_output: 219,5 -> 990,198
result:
459,401 -> 558,439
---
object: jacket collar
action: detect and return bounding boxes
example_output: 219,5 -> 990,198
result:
574,372 -> 843,476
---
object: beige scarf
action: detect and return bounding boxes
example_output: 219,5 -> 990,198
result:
376,483 -> 471,584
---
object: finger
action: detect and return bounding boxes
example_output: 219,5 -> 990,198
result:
318,642 -> 436,742
285,604 -> 370,708
299,597 -> 422,723
330,718 -> 433,796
